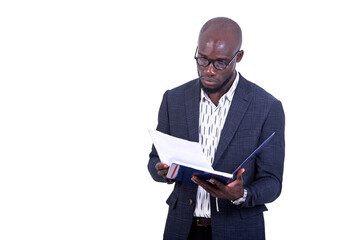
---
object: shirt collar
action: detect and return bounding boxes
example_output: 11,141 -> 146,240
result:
201,72 -> 239,103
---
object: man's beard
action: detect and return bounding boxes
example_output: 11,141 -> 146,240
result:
199,74 -> 233,94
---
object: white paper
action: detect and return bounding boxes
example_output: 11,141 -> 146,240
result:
148,129 -> 213,170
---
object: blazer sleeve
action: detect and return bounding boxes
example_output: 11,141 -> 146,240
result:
147,91 -> 171,183
242,100 -> 285,207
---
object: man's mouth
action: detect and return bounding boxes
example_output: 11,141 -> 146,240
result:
200,77 -> 217,86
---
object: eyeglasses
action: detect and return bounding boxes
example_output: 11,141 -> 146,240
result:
194,46 -> 240,71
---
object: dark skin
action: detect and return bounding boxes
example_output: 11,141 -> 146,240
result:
192,169 -> 245,201
155,163 -> 169,179
155,163 -> 245,201
197,19 -> 244,105
156,18 -> 245,201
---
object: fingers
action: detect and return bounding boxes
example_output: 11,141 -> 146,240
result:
192,176 -> 225,198
191,176 -> 213,187
235,168 -> 245,180
192,176 -> 219,196
155,162 -> 169,178
192,170 -> 245,200
155,162 -> 168,170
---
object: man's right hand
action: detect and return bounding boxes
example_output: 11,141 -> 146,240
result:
155,162 -> 169,179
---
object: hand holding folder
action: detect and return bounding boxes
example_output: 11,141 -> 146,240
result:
191,167 -> 246,202
149,130 -> 275,184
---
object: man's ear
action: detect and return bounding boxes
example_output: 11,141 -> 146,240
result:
236,50 -> 244,62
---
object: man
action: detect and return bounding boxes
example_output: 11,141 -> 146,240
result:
148,17 -> 285,240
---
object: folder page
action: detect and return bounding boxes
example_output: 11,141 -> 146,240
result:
148,129 -> 212,170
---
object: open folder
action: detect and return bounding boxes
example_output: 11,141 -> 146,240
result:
149,129 -> 275,184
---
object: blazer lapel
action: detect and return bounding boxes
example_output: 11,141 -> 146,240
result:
184,79 -> 201,142
213,74 -> 253,168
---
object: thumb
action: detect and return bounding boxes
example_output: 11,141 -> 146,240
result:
235,168 -> 245,180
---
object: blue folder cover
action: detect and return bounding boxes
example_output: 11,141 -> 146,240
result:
167,162 -> 233,184
166,132 -> 275,184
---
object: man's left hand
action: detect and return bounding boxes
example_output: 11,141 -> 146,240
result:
191,168 -> 245,201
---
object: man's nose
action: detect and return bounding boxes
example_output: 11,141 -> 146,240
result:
203,62 -> 216,75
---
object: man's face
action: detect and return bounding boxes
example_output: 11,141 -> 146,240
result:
196,37 -> 241,94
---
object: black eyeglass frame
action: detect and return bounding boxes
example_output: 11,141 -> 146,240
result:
194,46 -> 240,71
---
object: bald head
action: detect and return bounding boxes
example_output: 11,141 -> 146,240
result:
195,17 -> 244,98
198,17 -> 242,53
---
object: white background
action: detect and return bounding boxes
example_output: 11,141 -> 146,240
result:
1,0 -> 360,239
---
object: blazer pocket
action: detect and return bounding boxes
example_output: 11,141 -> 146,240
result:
166,191 -> 178,209
238,205 -> 268,219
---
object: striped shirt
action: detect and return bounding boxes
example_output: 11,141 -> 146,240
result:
193,73 -> 240,218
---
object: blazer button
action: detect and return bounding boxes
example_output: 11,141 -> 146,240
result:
189,199 -> 193,205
